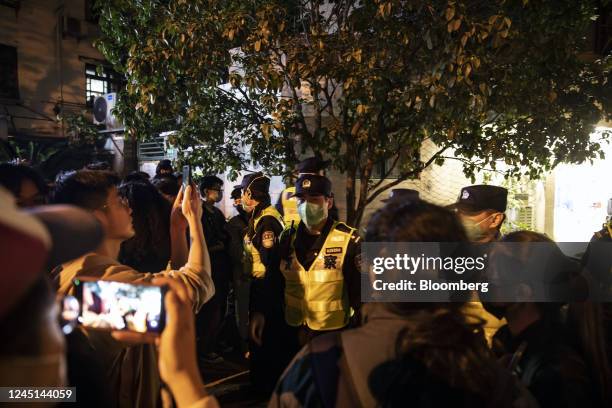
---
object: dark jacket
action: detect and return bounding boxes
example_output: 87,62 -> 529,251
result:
492,318 -> 599,408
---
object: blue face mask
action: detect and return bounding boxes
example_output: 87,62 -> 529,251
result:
298,201 -> 328,229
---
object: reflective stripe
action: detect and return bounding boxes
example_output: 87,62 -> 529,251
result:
282,221 -> 356,330
285,295 -> 344,312
311,269 -> 344,282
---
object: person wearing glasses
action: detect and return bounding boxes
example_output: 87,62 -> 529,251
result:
50,169 -> 214,408
197,175 -> 232,364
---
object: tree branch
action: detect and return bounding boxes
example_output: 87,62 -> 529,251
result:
366,143 -> 452,205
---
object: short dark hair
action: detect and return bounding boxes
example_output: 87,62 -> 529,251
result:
152,175 -> 179,197
50,170 -> 120,210
230,186 -> 242,200
366,200 -> 467,243
155,159 -> 173,175
0,163 -> 48,198
123,171 -> 151,183
199,175 -> 223,193
85,161 -> 111,171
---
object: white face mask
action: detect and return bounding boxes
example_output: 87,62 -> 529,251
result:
461,213 -> 498,242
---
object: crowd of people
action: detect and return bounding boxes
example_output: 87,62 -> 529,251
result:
0,157 -> 610,408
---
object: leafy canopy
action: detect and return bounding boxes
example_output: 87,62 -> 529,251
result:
96,0 -> 610,225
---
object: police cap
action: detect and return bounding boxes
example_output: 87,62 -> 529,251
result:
295,174 -> 332,197
240,172 -> 270,194
451,184 -> 507,213
383,188 -> 420,203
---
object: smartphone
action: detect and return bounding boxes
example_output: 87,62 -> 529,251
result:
73,278 -> 167,334
182,165 -> 191,188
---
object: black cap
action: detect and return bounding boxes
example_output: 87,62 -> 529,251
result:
452,185 -> 507,213
230,186 -> 242,200
383,188 -> 420,203
297,156 -> 330,174
295,174 -> 332,197
240,172 -> 270,194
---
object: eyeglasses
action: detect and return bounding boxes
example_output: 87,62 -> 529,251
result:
101,196 -> 130,211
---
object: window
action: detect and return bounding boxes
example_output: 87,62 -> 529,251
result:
0,44 -> 19,100
85,64 -> 121,106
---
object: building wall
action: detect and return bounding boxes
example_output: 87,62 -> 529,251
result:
0,0 -> 104,137
327,140 -> 475,232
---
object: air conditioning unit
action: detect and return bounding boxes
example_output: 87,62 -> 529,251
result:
93,93 -> 122,129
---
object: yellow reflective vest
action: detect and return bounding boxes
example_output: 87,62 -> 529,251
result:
281,221 -> 355,331
243,206 -> 284,279
281,186 -> 300,228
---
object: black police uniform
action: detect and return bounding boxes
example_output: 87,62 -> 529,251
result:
239,172 -> 296,393
278,174 -> 361,346
282,217 -> 362,316
247,202 -> 285,314
246,202 -> 297,394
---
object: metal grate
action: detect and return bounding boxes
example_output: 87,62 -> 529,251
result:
138,137 -> 167,161
516,205 -> 534,229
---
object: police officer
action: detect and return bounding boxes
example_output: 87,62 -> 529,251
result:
240,172 -> 291,393
587,197 -> 612,243
277,156 -> 339,225
581,197 -> 612,300
279,174 -> 361,346
450,184 -> 508,343
452,184 -> 508,243
382,188 -> 420,204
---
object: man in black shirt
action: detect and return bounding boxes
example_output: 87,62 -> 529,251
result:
197,175 -> 231,364
226,186 -> 250,350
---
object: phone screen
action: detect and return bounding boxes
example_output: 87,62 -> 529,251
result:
182,165 -> 191,187
74,279 -> 166,333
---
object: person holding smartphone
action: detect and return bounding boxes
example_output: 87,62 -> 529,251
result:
50,169 -> 214,408
112,278 -> 220,408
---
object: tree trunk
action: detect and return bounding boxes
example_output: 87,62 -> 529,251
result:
344,135 -> 357,225
345,167 -> 356,225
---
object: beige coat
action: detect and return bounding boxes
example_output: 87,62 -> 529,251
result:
56,253 -> 214,408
